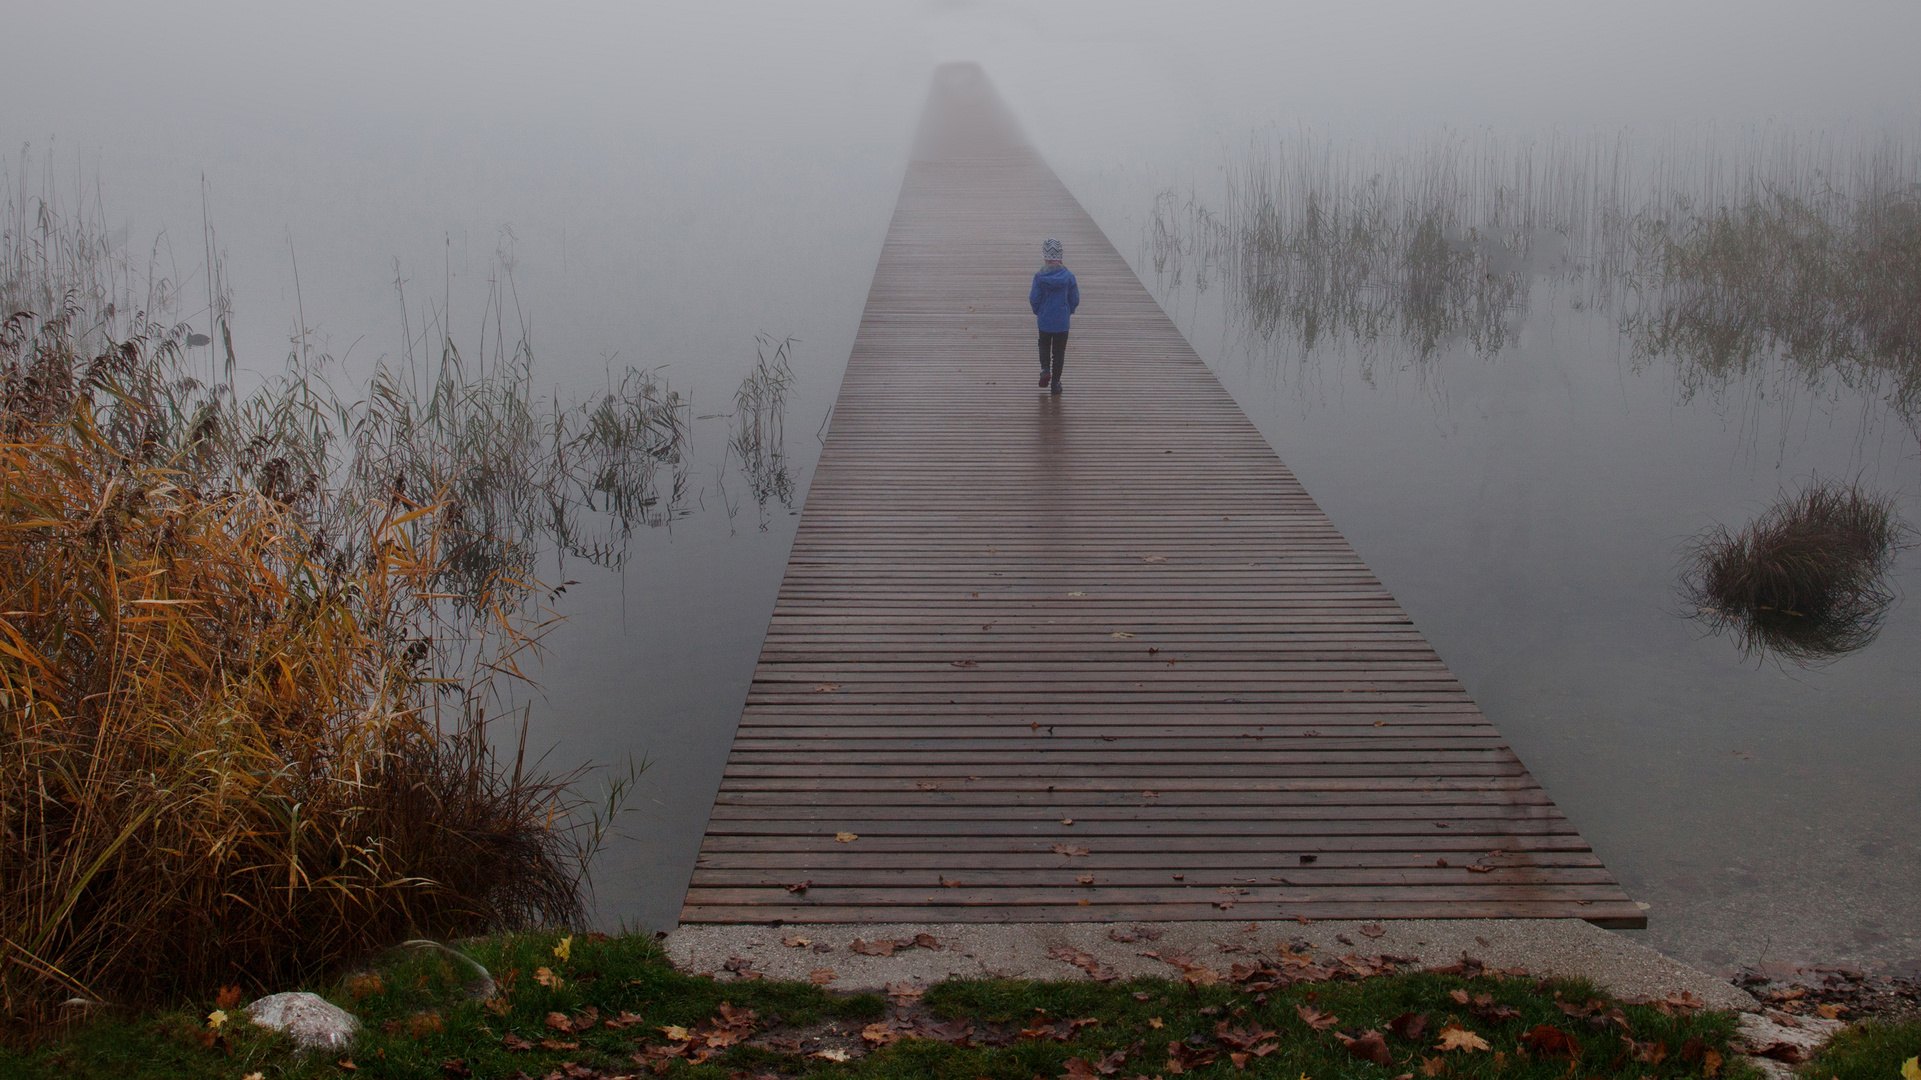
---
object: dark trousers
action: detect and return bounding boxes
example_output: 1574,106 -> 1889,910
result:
1037,330 -> 1068,382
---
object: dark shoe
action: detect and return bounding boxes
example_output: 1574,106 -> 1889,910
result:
1049,378 -> 1062,394
1039,372 -> 1051,388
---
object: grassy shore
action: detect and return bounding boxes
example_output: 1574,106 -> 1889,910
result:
0,929 -> 1789,1080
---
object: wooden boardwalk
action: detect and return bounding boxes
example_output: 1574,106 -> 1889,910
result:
680,66 -> 1643,929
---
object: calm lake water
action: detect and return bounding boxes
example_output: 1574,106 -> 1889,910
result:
6,1 -> 1917,975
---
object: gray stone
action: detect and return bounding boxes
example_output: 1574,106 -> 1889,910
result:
245,991 -> 358,1050
1733,1009 -> 1845,1078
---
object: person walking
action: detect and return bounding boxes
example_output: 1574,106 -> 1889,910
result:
1029,237 -> 1079,394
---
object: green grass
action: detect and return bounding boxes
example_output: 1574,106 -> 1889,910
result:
1798,1020 -> 1921,1080
0,931 -> 1769,1079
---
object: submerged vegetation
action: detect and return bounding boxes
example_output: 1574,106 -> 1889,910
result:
1682,478 -> 1910,663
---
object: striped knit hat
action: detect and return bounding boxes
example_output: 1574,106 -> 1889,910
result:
1042,237 -> 1063,263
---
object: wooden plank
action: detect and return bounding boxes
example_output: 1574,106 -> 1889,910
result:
678,64 -> 1642,930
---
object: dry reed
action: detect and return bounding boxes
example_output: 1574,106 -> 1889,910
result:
0,302 -> 594,1028
0,171 -> 696,1028
1682,479 -> 1910,663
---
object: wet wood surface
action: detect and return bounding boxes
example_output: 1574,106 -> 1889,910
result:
680,68 -> 1644,929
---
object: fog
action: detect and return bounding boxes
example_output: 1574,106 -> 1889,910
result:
7,1 -> 1919,973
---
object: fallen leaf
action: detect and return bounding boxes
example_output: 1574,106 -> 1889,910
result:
834,832 -> 858,843
659,1025 -> 692,1042
1077,874 -> 1096,885
345,974 -> 385,1000
913,932 -> 941,949
1420,1054 -> 1447,1077
1052,843 -> 1090,857
502,1033 -> 534,1051
206,1009 -> 228,1030
1359,923 -> 1386,938
812,684 -> 841,692
887,981 -> 925,1003
939,875 -> 963,888
439,1060 -> 472,1079
1905,1058 -> 1921,1080
214,985 -> 243,1009
782,935 -> 812,947
950,659 -> 979,668
862,1021 -> 906,1045
850,938 -> 895,956
1520,1025 -> 1580,1058
552,935 -> 572,962
813,1048 -> 851,1062
1435,1021 -> 1489,1052
1296,1004 -> 1340,1030
1814,1003 -> 1848,1019
1342,1030 -> 1394,1066
1623,1036 -> 1668,1064
1705,1046 -> 1725,1076
1389,1013 -> 1430,1041
1149,1017 -> 1164,1029
1110,632 -> 1135,639
1061,817 -> 1076,825
1067,590 -> 1086,597
336,1059 -> 356,1072
1140,555 -> 1167,563
534,966 -> 563,989
1047,944 -> 1120,981
809,969 -> 835,984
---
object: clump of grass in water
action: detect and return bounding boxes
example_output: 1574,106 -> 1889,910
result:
1682,478 -> 1911,663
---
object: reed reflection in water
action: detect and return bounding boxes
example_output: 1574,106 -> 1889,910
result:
1148,129 -> 1921,421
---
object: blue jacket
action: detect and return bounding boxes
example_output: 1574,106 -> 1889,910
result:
1029,265 -> 1080,333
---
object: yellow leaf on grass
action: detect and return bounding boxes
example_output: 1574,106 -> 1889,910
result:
206,1009 -> 227,1030
553,935 -> 572,962
814,1048 -> 851,1062
1435,1021 -> 1489,1052
660,1025 -> 692,1041
1901,1056 -> 1920,1080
